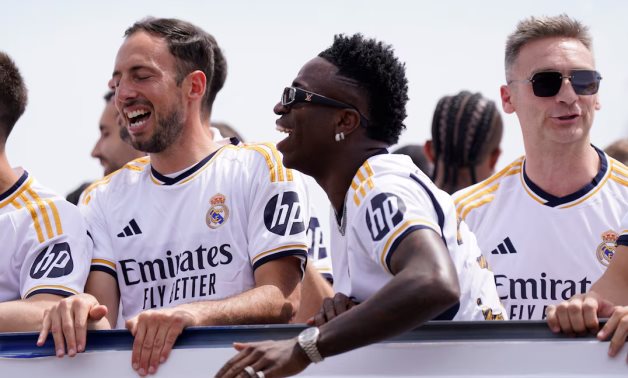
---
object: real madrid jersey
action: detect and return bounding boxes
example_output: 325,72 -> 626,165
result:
0,169 -> 91,302
80,141 -> 309,321
330,153 -> 505,321
453,147 -> 628,320
618,213 -> 628,247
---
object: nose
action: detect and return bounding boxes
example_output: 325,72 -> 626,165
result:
91,139 -> 101,159
114,76 -> 138,106
273,101 -> 289,115
555,77 -> 578,104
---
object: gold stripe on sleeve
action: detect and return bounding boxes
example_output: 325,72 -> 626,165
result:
19,193 -> 45,243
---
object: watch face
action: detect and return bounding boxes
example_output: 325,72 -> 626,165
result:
299,327 -> 319,342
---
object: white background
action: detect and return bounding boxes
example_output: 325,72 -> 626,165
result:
2,0 -> 627,201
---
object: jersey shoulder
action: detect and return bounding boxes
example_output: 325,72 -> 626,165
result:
453,156 -> 524,221
80,157 -> 151,206
233,142 -> 300,184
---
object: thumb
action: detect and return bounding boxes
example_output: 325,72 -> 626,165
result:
89,305 -> 108,320
597,298 -> 616,318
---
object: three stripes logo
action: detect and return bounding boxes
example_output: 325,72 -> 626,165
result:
117,219 -> 142,238
490,237 -> 517,255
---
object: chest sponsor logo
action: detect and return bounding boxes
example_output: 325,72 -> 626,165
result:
596,230 -> 618,266
495,272 -> 592,320
206,193 -> 229,229
118,243 -> 234,310
30,242 -> 74,279
264,191 -> 305,236
365,192 -> 405,241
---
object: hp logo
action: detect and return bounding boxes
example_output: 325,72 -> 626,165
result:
264,191 -> 305,236
30,242 -> 74,279
365,193 -> 405,241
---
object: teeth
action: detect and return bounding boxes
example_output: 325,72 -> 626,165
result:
126,109 -> 150,119
130,119 -> 147,129
275,125 -> 292,134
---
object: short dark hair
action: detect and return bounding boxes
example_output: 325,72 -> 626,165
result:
318,34 -> 408,145
0,52 -> 28,142
124,17 -> 221,116
430,90 -> 503,186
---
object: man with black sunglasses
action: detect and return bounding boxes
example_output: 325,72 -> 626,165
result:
454,15 -> 627,322
216,33 -> 504,378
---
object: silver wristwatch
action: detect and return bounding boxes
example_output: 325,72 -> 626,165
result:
297,327 -> 324,363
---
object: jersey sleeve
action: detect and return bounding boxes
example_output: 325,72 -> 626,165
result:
20,199 -> 92,299
618,212 -> 628,247
244,144 -> 309,272
79,183 -> 117,279
350,173 -> 444,275
307,207 -> 333,283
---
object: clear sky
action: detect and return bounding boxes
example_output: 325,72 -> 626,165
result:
2,0 -> 626,204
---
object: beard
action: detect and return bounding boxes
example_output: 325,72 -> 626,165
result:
131,106 -> 184,153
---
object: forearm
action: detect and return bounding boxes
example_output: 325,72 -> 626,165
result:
0,294 -> 61,332
179,283 -> 300,326
317,268 -> 458,358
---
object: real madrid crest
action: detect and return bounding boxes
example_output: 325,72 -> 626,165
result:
596,229 -> 618,267
206,193 -> 229,229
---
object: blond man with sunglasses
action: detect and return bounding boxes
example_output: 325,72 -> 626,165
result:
453,14 -> 628,321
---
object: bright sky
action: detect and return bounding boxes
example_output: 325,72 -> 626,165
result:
2,0 -> 627,206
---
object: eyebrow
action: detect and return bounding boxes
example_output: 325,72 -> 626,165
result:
111,65 -> 153,79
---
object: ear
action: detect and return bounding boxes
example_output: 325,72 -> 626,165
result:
594,97 -> 601,111
185,70 -> 207,102
424,140 -> 435,163
337,108 -> 363,137
500,85 -> 516,114
488,147 -> 502,171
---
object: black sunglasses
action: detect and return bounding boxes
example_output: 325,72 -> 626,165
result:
511,70 -> 602,97
281,86 -> 369,125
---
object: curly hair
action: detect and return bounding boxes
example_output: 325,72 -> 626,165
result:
431,91 -> 503,190
318,34 -> 408,145
0,52 -> 28,142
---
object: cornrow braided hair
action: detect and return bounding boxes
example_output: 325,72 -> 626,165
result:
431,91 -> 502,188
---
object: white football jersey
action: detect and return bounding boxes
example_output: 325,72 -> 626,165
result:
80,141 -> 309,321
305,175 -> 333,283
453,148 -> 628,320
0,169 -> 91,302
618,213 -> 628,247
330,153 -> 505,321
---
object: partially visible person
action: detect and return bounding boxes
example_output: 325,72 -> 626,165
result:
605,138 -> 628,165
391,144 -> 433,177
0,51 -> 91,331
425,91 -> 503,194
454,15 -> 627,320
91,91 -> 145,176
37,18 -> 309,377
216,33 -> 504,378
66,91 -> 145,205
211,121 -> 245,142
547,212 -> 628,361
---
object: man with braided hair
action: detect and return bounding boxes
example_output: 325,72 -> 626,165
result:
424,90 -> 503,194
453,15 -> 627,320
216,33 -> 503,378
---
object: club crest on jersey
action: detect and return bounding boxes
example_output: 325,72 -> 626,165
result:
206,193 -> 229,229
596,230 -> 618,266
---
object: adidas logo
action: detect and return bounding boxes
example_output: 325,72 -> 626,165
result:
490,236 -> 517,255
117,219 -> 142,238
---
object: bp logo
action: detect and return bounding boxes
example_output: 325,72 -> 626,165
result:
365,192 -> 405,241
206,193 -> 229,229
596,230 -> 618,266
264,191 -> 305,236
30,242 -> 74,279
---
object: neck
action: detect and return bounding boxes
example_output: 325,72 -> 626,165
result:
523,143 -> 600,197
150,120 -> 219,174
313,143 -> 387,214
0,151 -> 19,195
